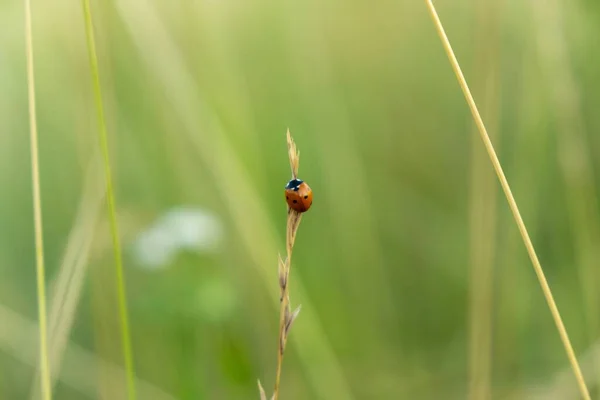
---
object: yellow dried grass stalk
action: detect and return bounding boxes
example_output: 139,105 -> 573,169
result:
259,130 -> 305,400
423,1 -> 590,399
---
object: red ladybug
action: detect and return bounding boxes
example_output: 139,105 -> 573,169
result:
284,178 -> 313,213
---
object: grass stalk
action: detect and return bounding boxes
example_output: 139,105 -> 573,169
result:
81,1 -> 137,398
273,211 -> 302,400
423,1 -> 590,399
24,0 -> 52,398
259,130 -> 304,400
28,158 -> 105,400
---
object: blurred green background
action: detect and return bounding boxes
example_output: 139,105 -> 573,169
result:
2,0 -> 600,398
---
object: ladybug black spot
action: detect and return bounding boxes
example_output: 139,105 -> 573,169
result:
303,195 -> 308,199
286,196 -> 289,199
293,200 -> 297,204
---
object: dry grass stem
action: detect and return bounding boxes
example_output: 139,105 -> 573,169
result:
424,1 -> 590,399
259,131 -> 305,400
24,0 -> 52,398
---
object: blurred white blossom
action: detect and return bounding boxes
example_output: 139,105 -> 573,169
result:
131,207 -> 223,269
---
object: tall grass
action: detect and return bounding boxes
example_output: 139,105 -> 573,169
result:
23,0 -> 51,398
81,0 -> 136,398
424,1 -> 590,398
5,0 -> 600,398
28,158 -> 104,399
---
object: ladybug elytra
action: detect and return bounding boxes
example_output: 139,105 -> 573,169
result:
284,179 -> 313,213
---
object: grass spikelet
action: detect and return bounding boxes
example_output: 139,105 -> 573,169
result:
423,1 -> 590,399
287,129 -> 300,180
257,380 -> 267,400
259,130 -> 306,400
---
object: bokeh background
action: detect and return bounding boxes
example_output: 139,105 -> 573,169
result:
2,0 -> 600,398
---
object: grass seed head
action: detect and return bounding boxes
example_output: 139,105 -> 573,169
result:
286,128 -> 300,179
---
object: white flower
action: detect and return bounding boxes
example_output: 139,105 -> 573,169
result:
131,206 -> 223,270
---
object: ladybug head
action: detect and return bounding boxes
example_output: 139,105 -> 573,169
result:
285,178 -> 304,191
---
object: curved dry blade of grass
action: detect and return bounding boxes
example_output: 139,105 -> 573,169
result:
423,1 -> 590,399
81,1 -> 136,399
24,0 -> 52,398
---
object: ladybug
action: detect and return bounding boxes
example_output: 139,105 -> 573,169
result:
284,178 -> 313,213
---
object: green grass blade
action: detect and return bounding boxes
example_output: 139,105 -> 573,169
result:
24,0 -> 52,398
81,1 -> 137,399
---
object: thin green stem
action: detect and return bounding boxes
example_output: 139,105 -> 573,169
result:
423,1 -> 590,399
24,0 -> 51,398
81,1 -> 137,399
